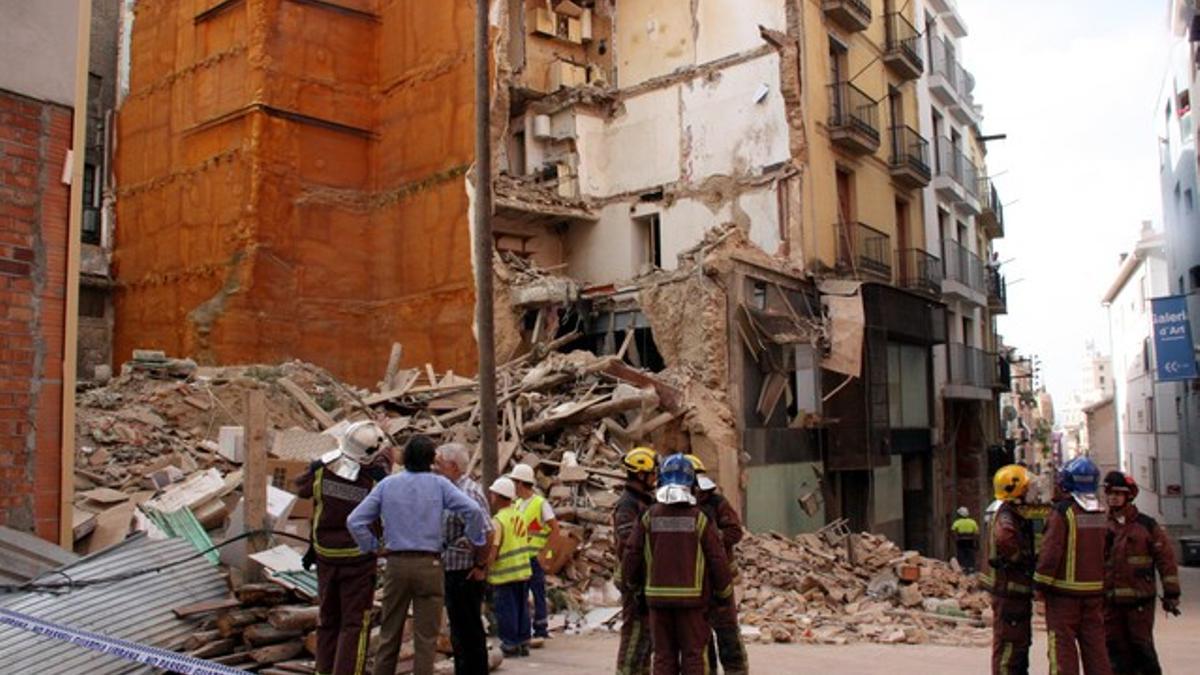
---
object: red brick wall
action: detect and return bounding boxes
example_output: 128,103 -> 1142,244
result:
0,88 -> 71,541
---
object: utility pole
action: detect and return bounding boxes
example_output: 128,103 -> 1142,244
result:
474,0 -> 499,490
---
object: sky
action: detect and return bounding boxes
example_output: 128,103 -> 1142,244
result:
956,0 -> 1172,409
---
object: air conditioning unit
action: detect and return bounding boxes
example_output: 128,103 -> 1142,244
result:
550,60 -> 587,90
532,114 -> 553,140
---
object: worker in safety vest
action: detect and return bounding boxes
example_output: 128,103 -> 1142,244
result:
508,462 -> 559,644
622,453 -> 734,675
1102,471 -> 1181,675
294,421 -> 392,675
984,464 -> 1036,675
487,476 -> 533,657
1034,457 -> 1112,675
688,454 -> 747,675
614,447 -> 658,675
952,506 -> 981,573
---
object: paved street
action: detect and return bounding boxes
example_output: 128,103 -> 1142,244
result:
504,566 -> 1200,673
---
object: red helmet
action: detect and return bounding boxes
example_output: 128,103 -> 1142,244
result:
1103,471 -> 1139,500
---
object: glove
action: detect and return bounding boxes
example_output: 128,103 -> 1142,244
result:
302,545 -> 316,572
1163,597 -> 1181,616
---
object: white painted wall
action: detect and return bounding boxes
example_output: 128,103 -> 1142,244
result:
694,0 -> 787,64
580,86 -> 682,196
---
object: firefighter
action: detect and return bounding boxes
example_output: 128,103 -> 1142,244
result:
294,421 -> 392,675
688,454 -> 747,675
1034,457 -> 1113,675
622,453 -> 734,675
1102,471 -> 1181,675
614,447 -> 658,675
983,464 -> 1036,675
952,506 -> 981,573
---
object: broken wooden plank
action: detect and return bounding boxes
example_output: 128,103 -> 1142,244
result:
173,596 -> 241,618
521,391 -> 655,437
250,641 -> 305,665
244,623 -> 304,646
278,378 -> 336,429
190,638 -> 238,659
268,605 -> 320,632
382,342 -> 403,391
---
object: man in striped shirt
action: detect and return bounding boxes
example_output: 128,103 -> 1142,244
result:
435,443 -> 494,675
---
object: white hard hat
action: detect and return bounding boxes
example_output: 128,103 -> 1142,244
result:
489,477 -> 517,500
956,506 -> 969,518
697,476 -> 717,492
341,421 -> 386,465
507,463 -> 536,485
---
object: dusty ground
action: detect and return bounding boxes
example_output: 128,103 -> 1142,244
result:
503,566 -> 1200,674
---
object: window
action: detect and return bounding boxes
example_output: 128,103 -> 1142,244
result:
1187,189 -> 1195,212
1143,337 -> 1152,373
888,342 -> 930,428
1191,265 -> 1200,290
1146,396 -> 1155,432
1099,376 -> 1105,386
962,316 -> 975,346
829,37 -> 848,84
79,287 -> 106,318
1148,456 -> 1160,493
82,163 -> 100,245
634,213 -> 662,269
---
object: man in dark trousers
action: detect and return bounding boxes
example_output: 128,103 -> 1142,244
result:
689,454 -> 747,675
1102,471 -> 1181,675
613,447 -> 658,675
622,453 -> 734,675
294,421 -> 392,675
434,443 -> 494,675
984,464 -> 1036,675
1034,457 -> 1112,675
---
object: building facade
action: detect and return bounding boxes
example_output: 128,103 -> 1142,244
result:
1104,224 -> 1193,527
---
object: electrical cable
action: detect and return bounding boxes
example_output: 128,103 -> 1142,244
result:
0,529 -> 312,595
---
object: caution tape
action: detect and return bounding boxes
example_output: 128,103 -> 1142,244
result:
0,608 -> 247,675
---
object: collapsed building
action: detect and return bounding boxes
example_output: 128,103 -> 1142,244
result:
109,0 -> 1013,557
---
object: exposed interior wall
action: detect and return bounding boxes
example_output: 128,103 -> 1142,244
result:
115,0 -> 481,385
873,460 -> 904,544
745,462 -> 824,535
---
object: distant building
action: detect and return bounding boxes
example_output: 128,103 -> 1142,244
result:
1084,397 -> 1119,479
1103,223 -> 1191,526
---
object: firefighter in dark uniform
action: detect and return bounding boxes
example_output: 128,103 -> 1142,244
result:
622,453 -> 734,675
613,447 -> 658,675
1034,456 -> 1113,675
984,464 -> 1036,675
1102,471 -> 1182,675
295,421 -> 392,675
688,454 -> 747,675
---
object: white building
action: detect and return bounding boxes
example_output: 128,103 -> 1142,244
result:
1103,224 -> 1192,527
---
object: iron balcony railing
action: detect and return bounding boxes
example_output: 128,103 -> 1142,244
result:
897,248 -> 942,296
890,125 -> 932,180
838,221 -> 892,280
988,269 -> 1008,313
935,141 -> 980,195
886,13 -> 924,71
942,239 -> 985,292
983,181 -> 1004,229
929,36 -> 959,88
828,82 -> 881,144
948,343 -> 994,388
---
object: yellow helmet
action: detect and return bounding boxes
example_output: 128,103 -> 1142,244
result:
685,454 -> 707,474
994,464 -> 1031,501
623,447 -> 658,474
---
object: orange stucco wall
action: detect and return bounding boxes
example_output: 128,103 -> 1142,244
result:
114,0 -> 479,385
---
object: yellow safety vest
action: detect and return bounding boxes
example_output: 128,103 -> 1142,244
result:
488,505 -> 532,586
521,494 -> 551,553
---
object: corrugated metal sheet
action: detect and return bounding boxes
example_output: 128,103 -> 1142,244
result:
0,526 -> 78,586
0,534 -> 231,675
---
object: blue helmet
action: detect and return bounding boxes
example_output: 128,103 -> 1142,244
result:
1058,456 -> 1100,495
658,453 -> 697,489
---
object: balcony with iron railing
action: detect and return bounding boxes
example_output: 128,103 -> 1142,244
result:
890,125 -> 932,189
928,37 -> 960,105
947,343 -> 996,397
837,221 -> 892,282
987,269 -> 1008,315
933,141 -> 981,211
980,181 -> 1005,238
828,82 -> 882,156
884,13 -> 924,80
942,239 -> 986,303
823,0 -> 872,33
897,248 -> 942,298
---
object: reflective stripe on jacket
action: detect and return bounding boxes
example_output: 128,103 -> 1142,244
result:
310,466 -> 375,562
488,504 -> 532,586
982,501 -> 1035,598
1034,500 -> 1106,596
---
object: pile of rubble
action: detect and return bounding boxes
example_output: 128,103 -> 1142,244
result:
735,529 -> 991,647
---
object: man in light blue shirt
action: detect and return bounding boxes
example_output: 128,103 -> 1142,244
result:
347,435 -> 488,675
